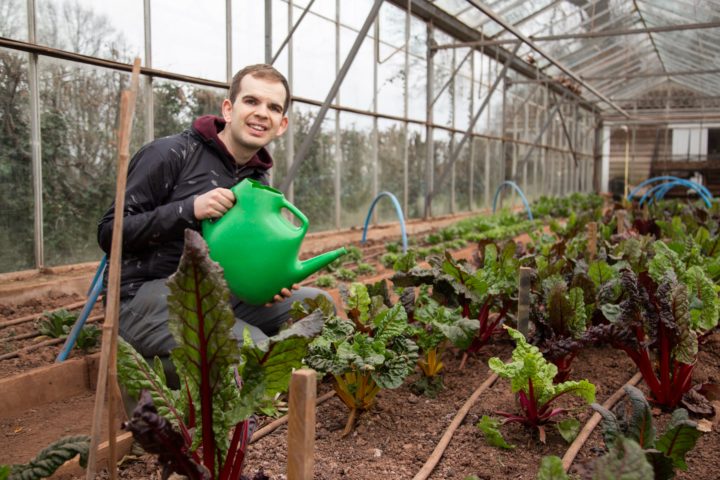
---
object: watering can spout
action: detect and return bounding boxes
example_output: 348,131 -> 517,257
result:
298,247 -> 348,279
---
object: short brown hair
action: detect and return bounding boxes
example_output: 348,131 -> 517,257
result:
229,64 -> 291,114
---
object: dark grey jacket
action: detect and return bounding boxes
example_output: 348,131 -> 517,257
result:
98,115 -> 273,299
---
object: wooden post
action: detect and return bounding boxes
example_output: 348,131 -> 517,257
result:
517,267 -> 532,337
587,222 -> 597,260
287,369 -> 317,480
86,58 -> 141,480
615,210 -> 626,235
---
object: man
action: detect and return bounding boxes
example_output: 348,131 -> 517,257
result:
98,64 -> 329,387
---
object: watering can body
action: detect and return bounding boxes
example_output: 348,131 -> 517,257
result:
202,179 -> 346,305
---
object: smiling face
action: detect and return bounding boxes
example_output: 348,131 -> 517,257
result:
218,74 -> 289,164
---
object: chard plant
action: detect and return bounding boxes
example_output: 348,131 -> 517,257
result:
118,230 -> 323,480
591,385 -> 703,479
303,282 -> 418,436
592,241 -> 719,408
485,327 -> 595,443
37,309 -> 76,338
409,286 -> 479,396
394,243 -> 520,368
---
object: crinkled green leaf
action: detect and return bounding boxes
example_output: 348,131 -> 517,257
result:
663,280 -> 697,365
600,303 -> 622,323
592,437 -> 654,480
7,436 -> 90,480
683,266 -> 719,332
346,283 -> 372,325
557,418 -> 581,443
655,408 -> 702,471
489,327 -> 595,406
477,415 -> 515,450
337,334 -> 385,371
373,337 -> 419,389
373,303 -> 409,344
649,241 -> 684,284
591,402 -> 623,450
436,315 -> 480,350
536,456 -> 568,480
0,465 -> 9,480
588,261 -> 616,287
567,287 -> 587,338
393,251 -> 417,272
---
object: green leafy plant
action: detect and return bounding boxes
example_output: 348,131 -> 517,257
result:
410,286 -> 479,396
37,309 -> 76,338
354,262 -> 376,276
335,267 -> 357,282
314,274 -> 336,288
535,456 -> 569,480
487,327 -> 595,443
380,252 -> 399,268
0,435 -> 89,480
304,282 -> 418,436
74,324 -> 101,352
477,415 -> 515,450
591,384 -> 702,479
118,230 -> 322,480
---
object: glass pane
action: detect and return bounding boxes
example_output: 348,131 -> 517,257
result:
291,103 -> 336,232
0,48 -> 33,272
153,0 -> 225,81
153,80 -> 225,138
339,111 -> 373,229
432,30 -> 453,127
0,0 -> 28,41
432,128 -> 451,216
377,3 -> 406,118
339,0 -> 372,32
37,0 -> 143,63
339,25 -> 373,112
293,9 -> 335,101
39,56 -> 146,266
454,133 -> 472,212
232,0 -> 265,71
406,122 -> 426,219
377,118 -> 405,223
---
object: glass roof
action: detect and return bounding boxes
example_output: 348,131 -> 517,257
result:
432,0 -> 720,112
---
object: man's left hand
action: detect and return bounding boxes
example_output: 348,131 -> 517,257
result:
265,284 -> 300,306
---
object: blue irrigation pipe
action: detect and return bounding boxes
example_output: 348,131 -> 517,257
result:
627,176 -> 712,203
492,181 -> 534,220
638,180 -> 712,208
361,192 -> 408,253
56,256 -> 106,362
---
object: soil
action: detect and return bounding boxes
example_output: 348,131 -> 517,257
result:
66,332 -> 720,480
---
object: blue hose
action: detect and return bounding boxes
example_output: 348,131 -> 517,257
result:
361,192 -> 408,253
637,179 -> 712,208
492,181 -> 534,220
56,256 -> 106,362
627,176 -> 712,203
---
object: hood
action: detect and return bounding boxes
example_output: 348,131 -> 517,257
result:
191,115 -> 273,170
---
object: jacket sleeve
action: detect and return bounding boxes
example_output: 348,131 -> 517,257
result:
97,141 -> 198,254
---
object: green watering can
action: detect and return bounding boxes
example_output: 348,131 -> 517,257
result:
202,179 -> 347,305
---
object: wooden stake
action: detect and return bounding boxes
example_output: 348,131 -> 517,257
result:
517,267 -> 532,337
587,222 -> 597,260
615,209 -> 626,235
86,58 -> 141,480
287,369 -> 317,480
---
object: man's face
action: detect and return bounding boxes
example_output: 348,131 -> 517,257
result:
221,74 -> 288,161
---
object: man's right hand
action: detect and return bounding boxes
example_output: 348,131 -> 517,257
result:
194,188 -> 236,220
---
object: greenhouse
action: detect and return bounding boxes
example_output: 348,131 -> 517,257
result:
0,1 -> 719,479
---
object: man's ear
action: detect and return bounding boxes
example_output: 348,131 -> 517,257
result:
221,98 -> 233,122
275,115 -> 289,137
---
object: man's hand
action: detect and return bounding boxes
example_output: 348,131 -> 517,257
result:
194,188 -> 236,220
265,284 -> 301,306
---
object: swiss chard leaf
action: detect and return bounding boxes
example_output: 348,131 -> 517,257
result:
477,415 -> 515,450
592,436 -> 654,480
655,408 -> 702,471
3,436 -> 90,480
536,456 -> 568,480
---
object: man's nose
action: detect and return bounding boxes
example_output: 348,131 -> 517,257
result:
253,104 -> 269,118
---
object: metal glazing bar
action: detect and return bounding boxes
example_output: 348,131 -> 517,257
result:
144,0 -> 154,142
424,20 -> 434,218
334,0 -> 341,229
265,0 -> 272,64
286,0 -> 295,201
279,0 -> 384,194
431,47 -> 472,107
403,0 -> 410,216
632,0 -> 668,76
427,41 -> 521,207
513,103 -> 560,179
554,93 -> 578,167
226,0 -> 232,81
271,0 -> 316,65
27,0 -> 43,269
465,0 -> 630,118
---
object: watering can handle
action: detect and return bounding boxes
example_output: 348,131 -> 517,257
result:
281,197 -> 309,233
